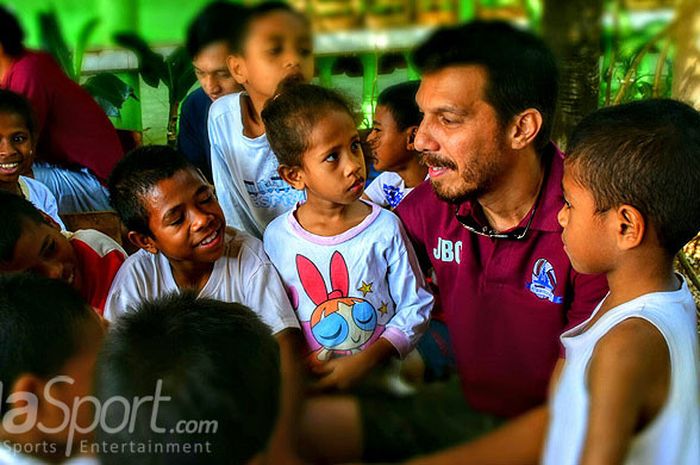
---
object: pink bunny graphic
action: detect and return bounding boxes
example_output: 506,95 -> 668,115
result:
296,251 -> 379,363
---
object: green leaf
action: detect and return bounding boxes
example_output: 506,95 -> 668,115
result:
37,10 -> 75,80
82,73 -> 137,118
114,33 -> 167,88
74,17 -> 100,79
166,47 -> 197,103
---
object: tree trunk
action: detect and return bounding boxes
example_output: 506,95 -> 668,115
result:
672,0 -> 700,109
542,0 -> 604,151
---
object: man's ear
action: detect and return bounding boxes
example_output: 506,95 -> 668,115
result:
277,165 -> 305,191
227,54 -> 247,85
405,126 -> 418,151
615,204 -> 645,250
127,231 -> 159,255
509,108 -> 543,150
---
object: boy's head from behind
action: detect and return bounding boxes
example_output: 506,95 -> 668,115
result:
108,145 -> 226,263
0,273 -> 105,459
185,1 -> 246,101
367,81 -> 422,172
0,191 -> 79,286
227,1 -> 313,102
562,99 -> 700,266
96,292 -> 281,465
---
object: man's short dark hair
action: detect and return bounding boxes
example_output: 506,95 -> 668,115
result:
96,292 -> 280,465
229,1 -> 308,55
0,273 -> 92,416
376,81 -> 422,131
0,191 -> 46,264
0,6 -> 25,57
108,145 -> 196,236
566,99 -> 700,254
413,20 -> 559,152
185,1 -> 248,59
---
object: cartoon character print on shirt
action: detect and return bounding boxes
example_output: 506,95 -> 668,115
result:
295,251 -> 382,364
526,258 -> 564,304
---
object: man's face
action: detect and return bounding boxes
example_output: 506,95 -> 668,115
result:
193,41 -> 241,101
414,65 -> 511,204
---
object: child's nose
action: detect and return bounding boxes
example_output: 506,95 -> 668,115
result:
191,208 -> 212,230
557,205 -> 567,227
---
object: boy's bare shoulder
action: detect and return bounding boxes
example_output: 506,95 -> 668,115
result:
594,317 -> 668,365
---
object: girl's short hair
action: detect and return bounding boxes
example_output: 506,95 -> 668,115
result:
0,89 -> 35,137
261,81 -> 358,167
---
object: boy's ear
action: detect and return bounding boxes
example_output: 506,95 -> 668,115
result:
405,126 -> 418,151
227,54 -> 247,85
615,204 -> 645,250
509,108 -> 543,150
39,211 -> 61,231
277,165 -> 305,191
127,231 -> 159,255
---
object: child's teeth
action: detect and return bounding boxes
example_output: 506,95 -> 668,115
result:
201,230 -> 218,245
0,162 -> 19,169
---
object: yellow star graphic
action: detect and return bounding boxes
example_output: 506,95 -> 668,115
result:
378,302 -> 389,315
357,281 -> 373,296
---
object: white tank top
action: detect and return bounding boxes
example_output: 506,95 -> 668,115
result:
542,278 -> 700,465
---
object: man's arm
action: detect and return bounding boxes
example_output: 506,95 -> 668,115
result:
579,318 -> 669,465
404,359 -> 565,465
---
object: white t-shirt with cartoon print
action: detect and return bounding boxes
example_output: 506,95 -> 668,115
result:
208,92 -> 305,238
263,201 -> 433,363
104,228 -> 300,335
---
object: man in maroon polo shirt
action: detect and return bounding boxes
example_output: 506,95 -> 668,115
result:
394,21 -> 608,465
295,21 -> 608,465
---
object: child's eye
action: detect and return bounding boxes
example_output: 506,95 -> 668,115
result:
41,239 -> 56,259
299,47 -> 312,57
351,140 -> 362,152
12,134 -> 27,144
169,216 -> 184,226
268,46 -> 283,56
563,198 -> 571,209
325,152 -> 338,162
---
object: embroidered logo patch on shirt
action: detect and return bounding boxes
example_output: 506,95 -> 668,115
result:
526,258 -> 563,304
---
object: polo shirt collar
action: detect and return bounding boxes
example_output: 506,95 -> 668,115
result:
456,143 -> 564,234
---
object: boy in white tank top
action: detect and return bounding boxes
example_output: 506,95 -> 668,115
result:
404,99 -> 700,465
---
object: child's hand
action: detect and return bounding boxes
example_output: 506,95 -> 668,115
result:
312,339 -> 399,391
312,351 -> 374,391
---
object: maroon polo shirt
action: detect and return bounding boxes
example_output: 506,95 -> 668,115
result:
396,145 -> 608,417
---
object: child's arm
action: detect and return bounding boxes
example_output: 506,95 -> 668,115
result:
404,359 -> 565,465
579,318 -> 670,465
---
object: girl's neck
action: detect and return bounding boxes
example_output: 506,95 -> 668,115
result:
395,155 -> 428,188
296,198 -> 372,237
0,53 -> 14,83
0,179 -> 22,196
170,260 -> 215,293
240,91 -> 267,138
